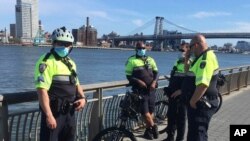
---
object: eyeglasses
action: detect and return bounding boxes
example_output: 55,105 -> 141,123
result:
137,47 -> 146,50
189,43 -> 196,49
56,41 -> 72,47
178,49 -> 185,52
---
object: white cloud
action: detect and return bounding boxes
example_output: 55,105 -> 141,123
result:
204,22 -> 250,33
87,11 -> 115,22
233,22 -> 250,32
132,19 -> 144,26
113,9 -> 143,17
191,11 -> 231,19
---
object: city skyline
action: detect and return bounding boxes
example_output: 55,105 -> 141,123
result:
1,0 -> 250,46
15,0 -> 39,42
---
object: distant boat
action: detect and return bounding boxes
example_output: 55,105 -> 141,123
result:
242,51 -> 250,55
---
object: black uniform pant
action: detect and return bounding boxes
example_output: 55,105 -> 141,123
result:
187,99 -> 218,141
139,89 -> 156,114
166,97 -> 186,140
40,110 -> 76,141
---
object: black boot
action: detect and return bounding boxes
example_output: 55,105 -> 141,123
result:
143,127 -> 154,140
163,131 -> 175,141
152,124 -> 159,139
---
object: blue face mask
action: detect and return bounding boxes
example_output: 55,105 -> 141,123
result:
54,47 -> 70,57
178,52 -> 185,59
137,49 -> 146,57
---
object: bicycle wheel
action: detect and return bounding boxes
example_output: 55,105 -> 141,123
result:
154,100 -> 169,134
215,93 -> 223,113
92,127 -> 137,141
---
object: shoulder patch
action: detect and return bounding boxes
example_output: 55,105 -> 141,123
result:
200,61 -> 206,69
39,63 -> 47,73
37,75 -> 44,82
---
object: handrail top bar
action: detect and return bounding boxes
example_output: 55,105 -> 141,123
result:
0,95 -> 3,102
83,80 -> 129,91
219,65 -> 250,72
0,65 -> 249,104
0,77 -> 167,104
83,76 -> 167,91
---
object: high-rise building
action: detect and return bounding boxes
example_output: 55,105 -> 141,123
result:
10,24 -> 16,38
162,30 -> 181,50
72,29 -> 79,43
76,17 -> 97,46
15,0 -> 39,43
236,41 -> 250,51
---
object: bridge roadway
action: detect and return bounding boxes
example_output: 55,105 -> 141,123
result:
133,86 -> 250,141
102,32 -> 250,41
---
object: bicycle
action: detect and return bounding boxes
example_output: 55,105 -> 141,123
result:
92,90 -> 141,141
215,73 -> 226,113
154,93 -> 169,134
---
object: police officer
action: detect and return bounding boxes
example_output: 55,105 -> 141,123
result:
164,42 -> 190,141
34,27 -> 86,141
182,34 -> 219,141
125,42 -> 159,140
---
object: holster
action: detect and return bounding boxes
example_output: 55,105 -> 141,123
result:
197,97 -> 212,109
60,100 -> 75,115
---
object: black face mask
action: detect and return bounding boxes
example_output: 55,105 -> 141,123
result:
179,49 -> 185,52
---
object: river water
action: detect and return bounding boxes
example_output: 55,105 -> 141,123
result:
0,45 -> 249,94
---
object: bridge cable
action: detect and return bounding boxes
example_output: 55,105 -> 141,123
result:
127,18 -> 155,35
163,19 -> 199,33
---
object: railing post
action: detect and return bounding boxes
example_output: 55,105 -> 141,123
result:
227,69 -> 233,94
89,88 -> 103,141
237,67 -> 242,90
246,66 -> 250,86
0,95 -> 9,141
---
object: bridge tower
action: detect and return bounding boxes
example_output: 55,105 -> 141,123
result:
153,16 -> 164,51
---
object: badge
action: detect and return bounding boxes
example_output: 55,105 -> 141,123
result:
37,75 -> 44,82
200,61 -> 206,69
39,63 -> 47,73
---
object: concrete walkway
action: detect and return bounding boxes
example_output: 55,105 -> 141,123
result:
135,87 -> 250,141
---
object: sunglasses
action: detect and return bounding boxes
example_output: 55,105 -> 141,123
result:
137,47 -> 146,50
189,43 -> 196,49
56,41 -> 72,47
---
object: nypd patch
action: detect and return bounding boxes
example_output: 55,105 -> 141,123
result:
200,61 -> 206,69
37,75 -> 44,82
39,63 -> 47,73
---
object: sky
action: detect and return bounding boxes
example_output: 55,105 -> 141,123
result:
1,0 -> 250,46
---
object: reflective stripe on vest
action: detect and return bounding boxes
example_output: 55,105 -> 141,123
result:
53,75 -> 71,82
186,69 -> 219,77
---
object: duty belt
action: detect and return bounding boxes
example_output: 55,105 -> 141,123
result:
204,95 -> 218,100
173,72 -> 186,77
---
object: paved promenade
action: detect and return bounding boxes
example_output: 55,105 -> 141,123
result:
135,87 -> 250,141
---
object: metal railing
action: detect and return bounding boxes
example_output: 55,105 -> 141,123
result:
1,65 -> 250,141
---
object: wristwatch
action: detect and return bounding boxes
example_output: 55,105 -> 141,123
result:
77,95 -> 87,102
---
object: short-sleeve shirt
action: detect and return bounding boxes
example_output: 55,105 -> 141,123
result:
190,50 -> 219,86
34,54 -> 79,90
125,56 -> 158,76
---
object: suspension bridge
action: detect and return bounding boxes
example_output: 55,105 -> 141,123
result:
99,16 -> 250,51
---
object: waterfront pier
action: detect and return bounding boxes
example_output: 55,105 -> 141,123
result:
1,65 -> 250,141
